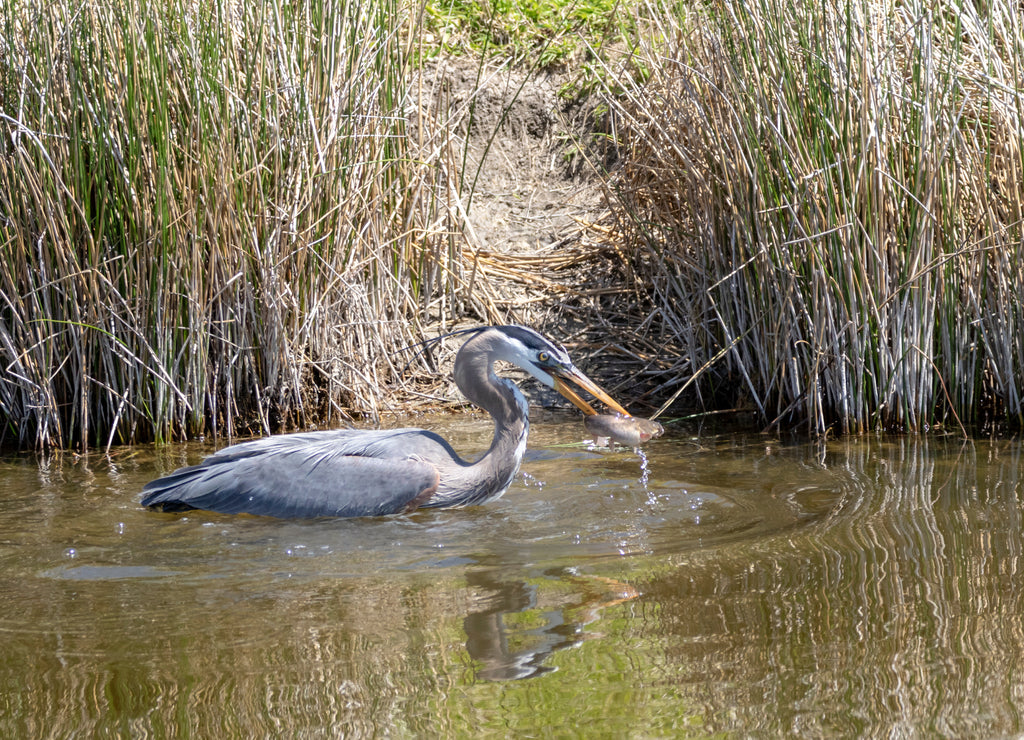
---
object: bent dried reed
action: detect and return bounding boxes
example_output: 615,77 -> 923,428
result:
605,0 -> 1023,433
1,0 -> 465,448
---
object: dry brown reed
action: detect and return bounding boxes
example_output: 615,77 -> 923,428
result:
600,0 -> 1024,433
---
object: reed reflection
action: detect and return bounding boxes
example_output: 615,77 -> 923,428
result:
635,437 -> 1024,737
4,433 -> 1024,736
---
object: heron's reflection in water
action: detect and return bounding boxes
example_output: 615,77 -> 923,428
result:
462,568 -> 638,681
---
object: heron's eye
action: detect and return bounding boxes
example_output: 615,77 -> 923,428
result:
538,351 -> 549,363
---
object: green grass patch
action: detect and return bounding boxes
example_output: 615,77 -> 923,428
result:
422,0 -> 632,70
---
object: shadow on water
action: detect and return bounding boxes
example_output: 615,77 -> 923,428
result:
1,415 -> 1022,736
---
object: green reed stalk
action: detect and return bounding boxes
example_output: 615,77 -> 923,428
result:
1,0 -> 463,448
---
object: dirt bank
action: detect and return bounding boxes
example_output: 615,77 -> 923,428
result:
406,59 -> 662,414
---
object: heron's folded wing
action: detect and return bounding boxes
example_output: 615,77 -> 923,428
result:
141,447 -> 439,518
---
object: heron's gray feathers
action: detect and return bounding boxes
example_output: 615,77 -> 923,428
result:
140,429 -> 462,518
140,325 -> 565,519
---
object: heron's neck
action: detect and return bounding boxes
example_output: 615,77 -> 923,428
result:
453,351 -> 530,493
484,375 -> 529,458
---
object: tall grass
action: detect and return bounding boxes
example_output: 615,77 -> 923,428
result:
604,0 -> 1024,433
0,0 -> 467,448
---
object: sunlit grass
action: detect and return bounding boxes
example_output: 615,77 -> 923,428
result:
3,0 -> 1021,447
422,0 -> 634,71
0,0 -> 465,448
602,0 -> 1024,433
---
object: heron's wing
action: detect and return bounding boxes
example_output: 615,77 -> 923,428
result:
141,430 -> 446,518
197,428 -> 465,465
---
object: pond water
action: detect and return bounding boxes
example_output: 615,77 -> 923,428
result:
1,414 -> 1023,737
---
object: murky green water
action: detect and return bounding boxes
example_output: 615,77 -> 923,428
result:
1,415 -> 1023,737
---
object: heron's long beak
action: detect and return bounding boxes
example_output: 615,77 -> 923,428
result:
551,367 -> 631,417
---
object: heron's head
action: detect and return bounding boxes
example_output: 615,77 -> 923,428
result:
482,325 -> 631,416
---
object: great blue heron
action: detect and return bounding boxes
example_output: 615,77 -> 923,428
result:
141,325 -> 631,519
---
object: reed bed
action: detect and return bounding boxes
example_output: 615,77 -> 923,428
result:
0,0 -> 477,448
602,0 -> 1024,433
